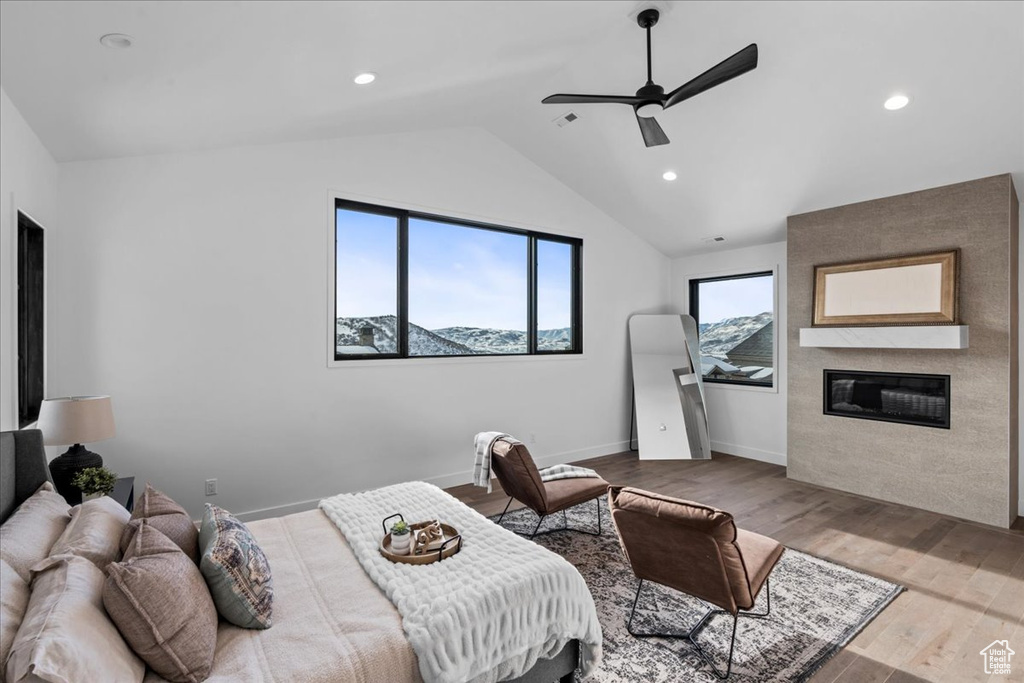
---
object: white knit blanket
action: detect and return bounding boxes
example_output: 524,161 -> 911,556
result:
319,482 -> 602,683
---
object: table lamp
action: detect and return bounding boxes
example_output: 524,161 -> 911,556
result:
37,396 -> 116,504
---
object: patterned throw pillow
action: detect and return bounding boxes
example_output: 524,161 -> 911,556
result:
198,504 -> 273,629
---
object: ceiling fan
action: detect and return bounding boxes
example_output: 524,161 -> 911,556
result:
542,8 -> 758,148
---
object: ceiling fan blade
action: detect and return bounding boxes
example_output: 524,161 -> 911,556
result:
663,43 -> 758,109
542,93 -> 644,105
636,113 -> 670,147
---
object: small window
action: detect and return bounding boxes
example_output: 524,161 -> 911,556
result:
334,199 -> 582,360
536,239 -> 577,352
335,208 -> 400,356
689,271 -> 774,387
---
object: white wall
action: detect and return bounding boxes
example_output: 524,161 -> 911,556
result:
0,87 -> 58,431
671,242 -> 788,465
53,127 -> 671,519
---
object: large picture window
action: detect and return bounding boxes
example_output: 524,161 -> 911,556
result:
334,199 -> 582,360
689,271 -> 774,387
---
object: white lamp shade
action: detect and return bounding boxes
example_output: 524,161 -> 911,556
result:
37,396 -> 116,446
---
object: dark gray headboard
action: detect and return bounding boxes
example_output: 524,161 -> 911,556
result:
0,429 -> 53,524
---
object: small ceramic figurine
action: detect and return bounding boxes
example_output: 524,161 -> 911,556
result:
413,520 -> 444,555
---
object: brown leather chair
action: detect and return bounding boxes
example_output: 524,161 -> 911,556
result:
609,486 -> 783,679
491,439 -> 610,538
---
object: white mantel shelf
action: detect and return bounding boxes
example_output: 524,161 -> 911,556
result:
799,325 -> 969,349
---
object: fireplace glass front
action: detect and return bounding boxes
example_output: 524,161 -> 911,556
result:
823,369 -> 950,429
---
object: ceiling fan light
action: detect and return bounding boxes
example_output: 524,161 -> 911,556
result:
636,102 -> 663,118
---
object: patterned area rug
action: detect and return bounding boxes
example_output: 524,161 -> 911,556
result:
490,498 -> 903,683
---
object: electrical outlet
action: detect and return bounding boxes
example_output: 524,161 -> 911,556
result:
205,479 -> 218,496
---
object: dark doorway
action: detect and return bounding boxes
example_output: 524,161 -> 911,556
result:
18,211 -> 44,428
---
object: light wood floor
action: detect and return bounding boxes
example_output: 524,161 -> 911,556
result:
446,452 -> 1024,683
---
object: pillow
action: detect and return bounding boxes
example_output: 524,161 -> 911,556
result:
49,495 -> 131,569
104,520 -> 217,683
6,555 -> 144,683
0,482 -> 71,582
119,483 -> 199,563
1,558 -> 29,675
199,504 -> 273,629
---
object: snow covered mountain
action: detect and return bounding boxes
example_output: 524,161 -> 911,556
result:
537,328 -> 572,350
434,326 -> 572,353
336,316 -> 571,355
336,316 -> 474,356
698,312 -> 773,358
432,326 -> 526,354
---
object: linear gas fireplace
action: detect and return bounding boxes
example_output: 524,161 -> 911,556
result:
824,369 -> 950,429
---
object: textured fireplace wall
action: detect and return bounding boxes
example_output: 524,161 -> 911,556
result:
787,175 -> 1019,527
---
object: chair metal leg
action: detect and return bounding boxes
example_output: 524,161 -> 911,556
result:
531,496 -> 603,538
625,577 -> 772,680
745,578 -> 771,619
496,497 -> 514,525
497,496 -> 603,539
529,514 -> 546,539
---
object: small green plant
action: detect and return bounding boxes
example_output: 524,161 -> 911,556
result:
391,520 -> 410,536
71,467 -> 118,496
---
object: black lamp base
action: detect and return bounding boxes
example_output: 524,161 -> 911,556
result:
49,444 -> 103,506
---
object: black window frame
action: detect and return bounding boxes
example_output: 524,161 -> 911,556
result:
688,270 -> 775,387
334,198 -> 582,361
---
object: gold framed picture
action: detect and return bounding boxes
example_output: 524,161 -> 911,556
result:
812,250 -> 958,326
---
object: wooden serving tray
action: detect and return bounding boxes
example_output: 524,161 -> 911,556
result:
380,520 -> 462,565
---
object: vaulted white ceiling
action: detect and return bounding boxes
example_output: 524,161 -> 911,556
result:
2,1 -> 1022,256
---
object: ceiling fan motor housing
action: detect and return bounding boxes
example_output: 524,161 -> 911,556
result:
541,5 -> 757,147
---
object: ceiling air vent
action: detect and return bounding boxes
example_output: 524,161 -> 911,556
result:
701,236 -> 727,244
553,111 -> 579,128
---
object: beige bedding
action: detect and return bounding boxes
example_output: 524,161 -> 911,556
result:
144,509 -> 420,683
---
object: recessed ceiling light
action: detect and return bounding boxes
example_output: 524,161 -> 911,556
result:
353,72 -> 377,85
884,94 -> 909,111
662,171 -> 677,181
99,33 -> 134,49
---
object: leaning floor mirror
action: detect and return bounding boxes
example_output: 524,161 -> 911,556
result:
628,314 -> 711,460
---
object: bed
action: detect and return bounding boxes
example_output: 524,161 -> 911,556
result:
0,430 -> 594,683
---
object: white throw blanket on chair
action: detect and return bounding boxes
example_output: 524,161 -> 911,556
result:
538,463 -> 600,482
472,431 -> 514,493
319,481 -> 602,683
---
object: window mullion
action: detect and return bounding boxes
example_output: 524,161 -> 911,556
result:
572,241 -> 583,353
398,212 -> 410,358
527,236 -> 538,354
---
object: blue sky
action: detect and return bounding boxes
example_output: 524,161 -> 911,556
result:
696,274 -> 773,324
336,209 -> 572,331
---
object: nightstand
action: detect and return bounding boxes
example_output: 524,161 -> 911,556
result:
109,476 -> 135,512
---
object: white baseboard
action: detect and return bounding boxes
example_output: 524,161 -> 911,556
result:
234,498 -> 323,523
711,440 -> 787,466
234,440 -> 631,523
